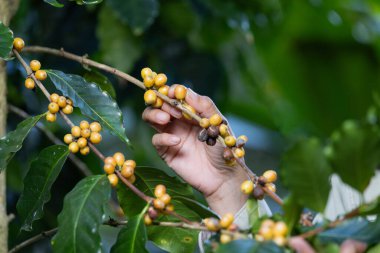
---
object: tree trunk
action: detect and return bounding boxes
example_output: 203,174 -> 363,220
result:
0,1 -> 20,252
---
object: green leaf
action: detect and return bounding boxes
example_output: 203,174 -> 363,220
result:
247,199 -> 259,229
368,243 -> 380,253
358,197 -> 380,216
283,194 -> 302,233
52,175 -> 111,253
43,0 -> 64,7
281,138 -> 332,212
174,196 -> 218,218
327,120 -> 380,192
107,0 -> 159,34
0,21 -> 13,60
17,145 -> 69,231
111,204 -> 149,253
216,239 -> 284,253
0,114 -> 44,172
46,69 -> 130,146
83,70 -> 116,99
70,0 -> 102,5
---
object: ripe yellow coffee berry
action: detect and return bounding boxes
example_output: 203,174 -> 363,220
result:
90,122 -> 102,132
259,225 -> 273,240
154,184 -> 166,198
81,129 -> 91,138
48,102 -> 60,114
77,137 -> 88,148
144,76 -> 155,88
113,152 -> 125,166
71,126 -> 81,138
80,146 -> 90,156
182,103 -> 196,120
273,221 -> 288,237
66,98 -> 73,105
220,234 -> 232,244
103,163 -> 115,174
57,96 -> 67,108
152,97 -> 163,108
62,105 -> 73,115
121,165 -> 134,178
50,93 -> 59,103
13,37 -> 25,52
24,78 -> 35,89
266,183 -> 276,193
154,73 -> 167,87
153,199 -> 165,210
273,236 -> 286,247
144,90 -> 157,105
166,204 -> 174,212
204,218 -> 220,232
174,85 -> 187,100
80,120 -> 90,129
144,214 -> 153,225
234,148 -> 245,158
105,157 -> 117,167
263,170 -> 277,183
90,132 -> 102,144
241,180 -> 254,194
261,219 -> 275,229
219,124 -> 229,137
141,67 -> 152,79
199,118 -> 210,128
209,114 -> 223,126
220,213 -> 234,229
158,85 -> 169,96
30,60 -> 41,72
46,112 -> 56,122
160,193 -> 171,205
224,136 -> 236,147
128,174 -> 136,184
35,70 -> 47,81
68,142 -> 79,153
124,160 -> 136,169
108,174 -> 119,187
63,134 -> 74,144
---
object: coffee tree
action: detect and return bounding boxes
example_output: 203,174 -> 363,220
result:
1,1 -> 380,253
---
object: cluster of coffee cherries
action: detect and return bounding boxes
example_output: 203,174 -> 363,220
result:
241,170 -> 277,200
144,184 -> 174,225
64,121 -> 102,155
103,152 -> 136,187
203,213 -> 238,244
46,93 -> 74,122
255,219 -> 288,246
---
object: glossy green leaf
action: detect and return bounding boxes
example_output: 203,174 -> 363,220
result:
52,175 -> 111,253
368,243 -> 380,253
216,239 -> 284,253
174,196 -> 217,218
0,114 -> 44,172
83,70 -> 116,99
70,0 -> 102,5
281,138 -> 332,212
283,194 -> 302,233
111,204 -> 149,253
43,0 -> 64,7
17,145 -> 69,231
46,70 -> 130,146
0,21 -> 13,60
107,0 -> 159,34
247,199 -> 259,228
327,120 -> 380,192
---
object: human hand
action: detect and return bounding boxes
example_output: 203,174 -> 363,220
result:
142,85 -> 248,215
289,237 -> 367,253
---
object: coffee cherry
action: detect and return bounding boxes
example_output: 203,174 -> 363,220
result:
220,234 -> 232,244
154,73 -> 167,87
206,137 -> 216,146
69,142 -> 79,153
50,93 -> 59,103
66,98 -> 73,105
148,207 -> 159,220
13,37 -> 25,52
266,183 -> 276,193
220,213 -> 234,229
48,102 -> 59,114
80,120 -> 90,129
263,170 -> 277,183
224,136 -> 236,147
71,126 -> 81,138
128,174 -> 136,184
253,185 -> 265,200
241,180 -> 254,194
273,221 -> 288,237
46,112 -> 56,122
160,193 -> 171,205
209,114 -> 223,126
141,67 -> 152,79
219,124 -> 229,137
62,105 -> 73,114
90,132 -> 102,144
105,156 -> 117,167
121,165 -> 134,178
144,75 -> 155,88
154,184 -> 166,198
182,103 -> 196,120
255,234 -> 265,242
57,96 -> 67,108
223,147 -> 234,162
198,129 -> 208,142
158,85 -> 169,96
226,159 -> 237,167
259,226 -> 273,240
103,163 -> 115,174
113,152 -> 125,166
63,134 -> 74,144
257,176 -> 267,186
174,85 -> 187,100
207,125 -> 219,138
151,72 -> 157,79
199,118 -> 210,128
165,204 -> 174,212
108,174 -> 119,187
30,60 -> 41,72
273,236 -> 286,246
81,129 -> 91,138
144,214 -> 153,225
124,160 -> 136,169
24,78 -> 35,89
204,218 -> 220,232
153,199 -> 165,210
234,148 -> 245,158
35,70 -> 47,81
80,146 -> 90,156
152,97 -> 163,108
144,90 -> 157,105
77,137 -> 88,148
90,122 -> 102,132
261,219 -> 275,229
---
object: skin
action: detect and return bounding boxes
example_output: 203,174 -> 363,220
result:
142,85 -> 248,215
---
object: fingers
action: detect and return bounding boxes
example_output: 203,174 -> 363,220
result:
288,237 -> 316,253
142,107 -> 171,126
152,133 -> 181,147
340,240 -> 367,253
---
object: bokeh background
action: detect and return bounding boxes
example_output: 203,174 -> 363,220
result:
5,0 -> 380,251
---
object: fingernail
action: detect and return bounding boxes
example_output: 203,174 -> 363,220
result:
156,112 -> 168,123
169,136 -> 180,145
170,108 -> 182,118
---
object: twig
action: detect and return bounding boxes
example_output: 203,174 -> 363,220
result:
8,228 -> 57,253
114,170 -> 153,203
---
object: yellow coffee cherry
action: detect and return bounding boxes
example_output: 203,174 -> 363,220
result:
113,152 -> 125,167
30,60 -> 41,72
199,118 -> 210,128
255,234 -> 265,242
273,221 -> 288,237
152,72 -> 157,79
182,103 -> 196,120
81,129 -> 91,138
144,90 -> 157,105
77,137 -> 88,148
68,142 -> 79,153
121,165 -> 134,178
103,163 -> 115,174
209,114 -> 223,126
263,170 -> 277,183
50,93 -> 59,103
71,126 -> 81,138
238,135 -> 248,143
105,157 -> 117,167
154,184 -> 166,198
224,136 -> 236,147
141,67 -> 152,79
128,174 -> 136,184
89,122 -> 102,132
46,112 -> 56,122
261,219 -> 275,229
35,70 -> 47,81
90,132 -> 102,144
63,134 -> 74,144
266,183 -> 276,193
234,148 -> 245,158
158,85 -> 169,96
174,85 -> 187,100
241,180 -> 254,194
24,78 -> 35,89
13,37 -> 25,52
144,76 -> 155,88
259,225 -> 273,240
166,204 -> 174,212
219,124 -> 229,137
48,102 -> 60,114
152,97 -> 163,108
108,174 -> 119,187
80,120 -> 90,129
273,236 -> 286,246
153,199 -> 165,210
124,160 -> 136,169
80,146 -> 90,156
57,96 -> 67,108
160,193 -> 171,205
66,98 -> 73,105
204,218 -> 220,232
220,234 -> 232,244
144,214 -> 153,225
154,73 -> 167,87
62,105 -> 73,114
220,213 -> 234,229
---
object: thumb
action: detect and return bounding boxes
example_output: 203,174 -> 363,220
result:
185,88 -> 220,118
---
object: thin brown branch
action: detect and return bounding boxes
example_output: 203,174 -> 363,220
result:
8,228 -> 57,253
114,170 -> 153,203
